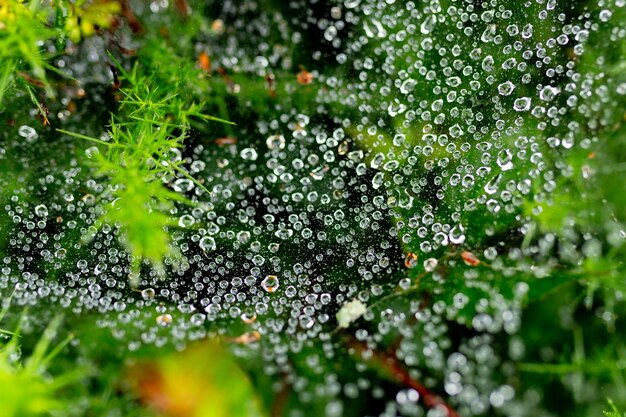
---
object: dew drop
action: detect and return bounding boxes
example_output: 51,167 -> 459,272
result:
261,275 -> 279,293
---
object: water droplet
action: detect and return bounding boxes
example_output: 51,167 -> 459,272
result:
18,125 -> 38,142
497,81 -> 516,96
241,311 -> 257,324
266,134 -> 285,150
539,86 -> 560,102
261,275 -> 279,293
240,148 -> 258,161
513,97 -> 531,112
400,79 -> 417,94
156,314 -> 173,327
178,214 -> 195,227
404,253 -> 418,268
199,236 -> 216,252
497,150 -> 513,171
372,172 -> 384,189
34,204 -> 48,217
424,258 -> 438,272
449,224 -> 466,245
141,288 -> 156,299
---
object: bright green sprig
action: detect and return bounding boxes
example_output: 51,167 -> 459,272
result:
0,0 -> 122,105
60,60 -> 232,283
0,299 -> 79,417
605,399 -> 626,417
0,0 -> 55,102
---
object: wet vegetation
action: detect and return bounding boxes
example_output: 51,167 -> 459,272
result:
0,0 -> 625,416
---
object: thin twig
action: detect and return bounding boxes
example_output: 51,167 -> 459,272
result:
270,373 -> 291,417
346,337 -> 460,417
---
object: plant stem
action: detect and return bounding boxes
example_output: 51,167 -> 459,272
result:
345,337 -> 460,417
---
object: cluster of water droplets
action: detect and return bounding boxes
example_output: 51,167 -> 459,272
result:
1,0 -> 625,416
